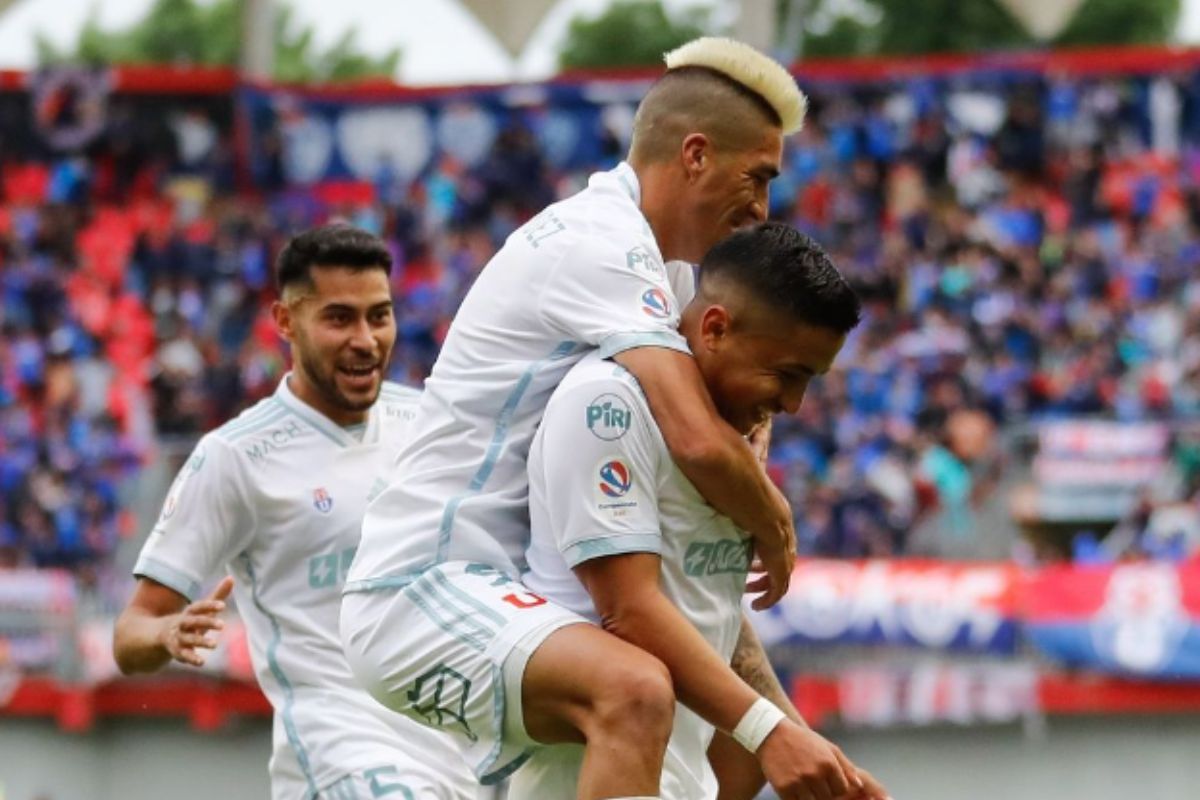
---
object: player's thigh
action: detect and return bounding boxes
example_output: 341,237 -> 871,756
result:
518,620 -> 673,745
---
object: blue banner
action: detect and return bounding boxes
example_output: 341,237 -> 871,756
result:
239,80 -> 652,186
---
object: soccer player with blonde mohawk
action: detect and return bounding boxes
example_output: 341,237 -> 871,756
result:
343,38 -> 881,799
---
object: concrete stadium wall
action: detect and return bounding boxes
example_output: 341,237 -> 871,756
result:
2,714 -> 1199,800
0,718 -> 270,800
837,714 -> 1200,800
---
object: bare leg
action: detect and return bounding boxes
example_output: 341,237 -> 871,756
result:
520,623 -> 674,800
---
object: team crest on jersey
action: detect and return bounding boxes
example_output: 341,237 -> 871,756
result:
641,287 -> 671,319
312,488 -> 334,514
598,460 -> 632,498
586,393 -> 633,440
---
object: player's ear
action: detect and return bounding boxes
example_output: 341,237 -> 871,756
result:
272,299 -> 296,343
698,304 -> 731,351
681,133 -> 710,180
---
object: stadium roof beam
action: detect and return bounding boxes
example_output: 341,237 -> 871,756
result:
457,0 -> 781,69
458,0 -> 559,59
996,0 -> 1087,40
241,0 -> 275,80
735,0 -> 777,54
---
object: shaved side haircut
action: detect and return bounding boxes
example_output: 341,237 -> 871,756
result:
697,221 -> 861,335
629,66 -> 782,166
276,224 -> 392,302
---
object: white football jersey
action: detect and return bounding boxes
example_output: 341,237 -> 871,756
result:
521,352 -> 751,799
134,376 -> 475,798
348,162 -> 696,591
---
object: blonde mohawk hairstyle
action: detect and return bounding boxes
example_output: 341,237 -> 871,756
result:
664,37 -> 807,134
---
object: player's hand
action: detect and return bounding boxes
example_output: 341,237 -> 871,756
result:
847,766 -> 889,800
756,721 -> 890,800
748,418 -> 773,468
159,577 -> 233,667
747,483 -> 795,610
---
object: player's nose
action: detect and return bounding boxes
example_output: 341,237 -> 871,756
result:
780,389 -> 805,416
348,319 -> 376,350
748,198 -> 767,223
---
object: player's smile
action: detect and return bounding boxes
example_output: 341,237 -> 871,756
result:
338,361 -> 381,392
695,134 -> 780,257
692,313 -> 846,436
281,266 -> 397,425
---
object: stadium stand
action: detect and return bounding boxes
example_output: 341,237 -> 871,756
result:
2,50 -> 1200,726
3,55 -> 1199,587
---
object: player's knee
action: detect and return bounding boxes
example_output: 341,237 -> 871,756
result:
593,656 -> 674,743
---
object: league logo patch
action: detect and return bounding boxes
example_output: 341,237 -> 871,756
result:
313,488 -> 334,514
586,393 -> 633,440
598,460 -> 633,498
641,287 -> 671,319
158,445 -> 206,524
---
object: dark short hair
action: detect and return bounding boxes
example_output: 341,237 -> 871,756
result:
698,222 -> 861,334
275,224 -> 392,293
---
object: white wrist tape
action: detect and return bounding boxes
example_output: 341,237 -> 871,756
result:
732,697 -> 786,753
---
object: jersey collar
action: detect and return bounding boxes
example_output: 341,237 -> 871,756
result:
611,161 -> 641,206
275,373 -> 380,448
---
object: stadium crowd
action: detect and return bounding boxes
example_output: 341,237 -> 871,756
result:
3,69 -> 1200,592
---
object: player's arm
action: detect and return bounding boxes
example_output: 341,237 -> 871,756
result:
537,238 -> 795,608
536,375 -> 886,800
113,435 -> 252,675
613,346 -> 795,608
113,577 -> 233,674
709,613 -> 803,800
732,611 -> 802,723
576,555 -> 884,800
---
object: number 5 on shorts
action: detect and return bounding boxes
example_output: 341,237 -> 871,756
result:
364,766 -> 414,799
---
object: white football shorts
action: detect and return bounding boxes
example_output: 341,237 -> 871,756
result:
341,561 -> 588,785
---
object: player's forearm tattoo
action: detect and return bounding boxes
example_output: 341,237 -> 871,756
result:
731,612 -> 806,726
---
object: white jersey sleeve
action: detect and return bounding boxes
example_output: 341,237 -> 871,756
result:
537,234 -> 690,360
133,434 -> 254,601
530,365 -> 666,567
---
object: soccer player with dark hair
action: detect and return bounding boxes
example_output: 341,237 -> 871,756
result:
114,225 -> 478,800
517,221 -> 884,800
